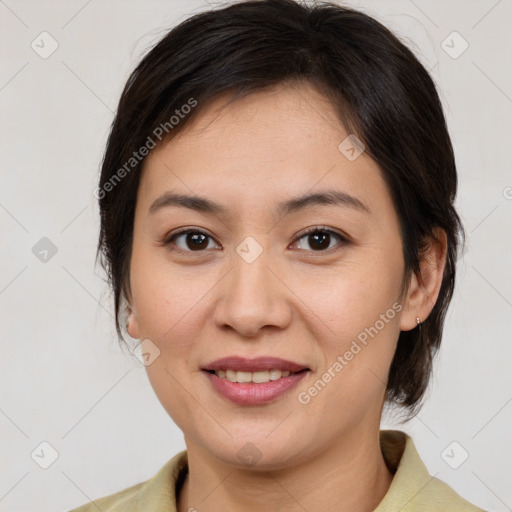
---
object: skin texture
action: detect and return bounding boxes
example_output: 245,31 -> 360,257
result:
126,81 -> 447,512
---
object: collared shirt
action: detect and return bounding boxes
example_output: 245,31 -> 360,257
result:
68,430 -> 485,511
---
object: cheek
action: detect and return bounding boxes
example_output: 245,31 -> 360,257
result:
290,253 -> 403,399
143,355 -> 205,438
129,246 -> 213,344
295,283 -> 401,433
131,254 -> 212,430
291,254 -> 403,342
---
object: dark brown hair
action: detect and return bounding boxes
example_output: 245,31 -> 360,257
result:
96,0 -> 464,417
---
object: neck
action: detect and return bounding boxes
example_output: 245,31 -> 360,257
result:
177,428 -> 394,512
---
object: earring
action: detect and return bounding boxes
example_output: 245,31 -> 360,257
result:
416,317 -> 421,326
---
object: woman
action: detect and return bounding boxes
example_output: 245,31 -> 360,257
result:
70,0 -> 485,510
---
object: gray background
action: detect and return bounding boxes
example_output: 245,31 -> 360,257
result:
1,0 -> 510,510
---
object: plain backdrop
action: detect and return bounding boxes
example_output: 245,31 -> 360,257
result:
1,0 -> 511,511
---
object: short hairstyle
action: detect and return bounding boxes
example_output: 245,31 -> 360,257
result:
96,0 -> 464,417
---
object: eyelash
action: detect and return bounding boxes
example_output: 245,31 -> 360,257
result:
162,226 -> 350,255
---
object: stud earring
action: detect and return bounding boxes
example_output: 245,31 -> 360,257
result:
416,317 -> 421,326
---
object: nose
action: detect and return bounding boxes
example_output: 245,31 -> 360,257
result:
212,246 -> 292,338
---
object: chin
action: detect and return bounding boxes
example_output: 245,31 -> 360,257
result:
197,430 -> 314,471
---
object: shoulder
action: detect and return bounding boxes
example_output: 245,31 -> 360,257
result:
67,480 -> 145,512
67,450 -> 188,512
377,430 -> 486,512
415,474 -> 487,512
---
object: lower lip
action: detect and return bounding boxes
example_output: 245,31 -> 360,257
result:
203,371 -> 309,405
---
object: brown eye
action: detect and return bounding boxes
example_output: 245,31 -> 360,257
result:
165,229 -> 220,252
293,228 -> 348,252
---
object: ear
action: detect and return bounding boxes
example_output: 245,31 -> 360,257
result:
126,306 -> 141,340
124,280 -> 140,339
400,228 -> 448,331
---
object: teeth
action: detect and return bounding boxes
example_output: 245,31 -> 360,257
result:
270,369 -> 290,379
214,369 -> 296,383
252,371 -> 270,383
236,371 -> 252,383
269,369 -> 281,381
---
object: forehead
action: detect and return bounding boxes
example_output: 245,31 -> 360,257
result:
137,82 -> 389,218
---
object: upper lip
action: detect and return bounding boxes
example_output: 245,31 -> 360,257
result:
202,356 -> 309,373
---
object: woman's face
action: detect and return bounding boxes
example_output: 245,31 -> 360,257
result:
127,82 -> 414,469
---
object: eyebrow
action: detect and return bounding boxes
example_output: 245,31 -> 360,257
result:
148,189 -> 370,217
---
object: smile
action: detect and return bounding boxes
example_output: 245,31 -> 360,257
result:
208,368 -> 304,383
201,356 -> 310,405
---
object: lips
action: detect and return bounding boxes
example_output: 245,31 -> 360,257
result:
202,356 -> 308,373
201,356 -> 310,405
